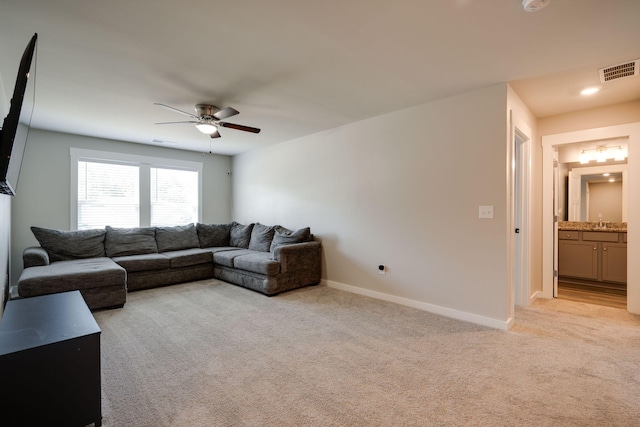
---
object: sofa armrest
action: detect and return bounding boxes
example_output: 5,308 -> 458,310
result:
23,246 -> 50,268
273,241 -> 321,276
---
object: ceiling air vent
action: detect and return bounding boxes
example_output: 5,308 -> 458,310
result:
599,59 -> 639,83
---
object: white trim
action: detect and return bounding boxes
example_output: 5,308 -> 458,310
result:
512,118 -> 532,308
70,147 -> 202,170
323,280 -> 513,330
529,290 -> 543,304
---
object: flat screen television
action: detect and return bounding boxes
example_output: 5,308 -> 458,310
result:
0,33 -> 38,196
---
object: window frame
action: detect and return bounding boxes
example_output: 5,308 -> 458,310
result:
70,148 -> 203,230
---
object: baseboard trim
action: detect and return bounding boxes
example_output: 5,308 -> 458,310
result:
322,280 -> 512,330
530,290 -> 543,304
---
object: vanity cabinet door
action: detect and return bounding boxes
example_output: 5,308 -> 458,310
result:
601,242 -> 627,283
558,240 -> 598,280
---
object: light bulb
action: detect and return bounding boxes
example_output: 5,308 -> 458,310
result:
195,123 -> 218,135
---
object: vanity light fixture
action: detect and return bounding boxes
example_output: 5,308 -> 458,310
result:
578,144 -> 627,164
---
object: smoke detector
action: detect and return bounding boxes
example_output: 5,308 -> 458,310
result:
599,59 -> 640,83
522,0 -> 551,12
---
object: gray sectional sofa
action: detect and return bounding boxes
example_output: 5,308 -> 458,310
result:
17,222 -> 321,310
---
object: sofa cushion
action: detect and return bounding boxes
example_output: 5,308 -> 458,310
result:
213,249 -> 254,268
155,223 -> 200,252
18,257 -> 126,295
105,226 -> 158,257
197,223 -> 232,248
233,252 -> 281,276
208,246 -> 240,254
270,226 -> 311,252
248,223 -> 276,252
229,222 -> 254,248
31,226 -> 106,262
112,253 -> 171,273
162,248 -> 213,268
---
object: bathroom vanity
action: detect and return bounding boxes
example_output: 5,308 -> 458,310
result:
558,222 -> 627,291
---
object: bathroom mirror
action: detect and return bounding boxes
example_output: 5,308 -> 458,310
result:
566,164 -> 627,222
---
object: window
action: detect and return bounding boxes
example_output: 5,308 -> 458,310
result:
78,161 -> 140,229
150,167 -> 199,226
71,148 -> 202,230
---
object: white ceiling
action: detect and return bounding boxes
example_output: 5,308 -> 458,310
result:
1,0 -> 639,156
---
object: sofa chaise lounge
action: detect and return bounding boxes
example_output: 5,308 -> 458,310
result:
17,222 -> 321,310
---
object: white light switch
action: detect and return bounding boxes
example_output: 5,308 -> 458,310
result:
479,205 -> 494,219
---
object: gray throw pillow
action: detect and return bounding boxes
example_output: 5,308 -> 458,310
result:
248,223 -> 276,252
229,222 -> 254,248
155,223 -> 200,252
105,226 -> 158,257
270,226 -> 311,252
196,223 -> 232,247
31,226 -> 106,262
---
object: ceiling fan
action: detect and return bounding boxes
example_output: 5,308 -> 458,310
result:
154,103 -> 261,139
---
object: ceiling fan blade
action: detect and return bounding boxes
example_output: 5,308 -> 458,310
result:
154,103 -> 199,119
209,129 -> 221,139
213,107 -> 239,120
155,120 -> 198,125
219,122 -> 261,134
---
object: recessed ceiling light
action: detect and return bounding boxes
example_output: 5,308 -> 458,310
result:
603,173 -> 610,177
580,86 -> 601,96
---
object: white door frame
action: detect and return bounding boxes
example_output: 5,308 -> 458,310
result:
511,115 -> 532,307
542,123 -> 640,313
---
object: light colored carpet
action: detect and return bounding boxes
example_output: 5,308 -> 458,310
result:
93,280 -> 640,426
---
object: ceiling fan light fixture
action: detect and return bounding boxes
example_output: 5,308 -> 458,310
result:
522,0 -> 551,12
195,122 -> 218,135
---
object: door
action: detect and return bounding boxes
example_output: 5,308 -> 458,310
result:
553,149 -> 559,297
567,170 -> 581,221
512,118 -> 531,307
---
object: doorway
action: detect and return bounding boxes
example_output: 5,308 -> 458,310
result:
513,123 -> 531,307
542,123 -> 640,313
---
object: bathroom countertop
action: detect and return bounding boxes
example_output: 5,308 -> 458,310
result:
558,221 -> 627,232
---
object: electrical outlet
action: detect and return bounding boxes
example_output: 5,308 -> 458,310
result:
378,265 -> 386,275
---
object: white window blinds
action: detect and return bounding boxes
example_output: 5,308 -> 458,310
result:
72,149 -> 203,230
78,161 -> 140,229
150,167 -> 199,226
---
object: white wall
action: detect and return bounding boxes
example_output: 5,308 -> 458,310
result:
233,84 -> 512,328
10,129 -> 233,286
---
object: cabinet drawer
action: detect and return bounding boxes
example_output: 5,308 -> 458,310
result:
582,231 -> 619,242
623,233 -> 627,243
559,231 -> 579,240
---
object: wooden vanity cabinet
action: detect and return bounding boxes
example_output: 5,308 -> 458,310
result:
558,230 -> 627,288
601,241 -> 627,283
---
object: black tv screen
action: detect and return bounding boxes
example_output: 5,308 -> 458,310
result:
0,33 -> 37,196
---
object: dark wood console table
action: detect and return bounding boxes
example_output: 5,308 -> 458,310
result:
0,291 -> 102,426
